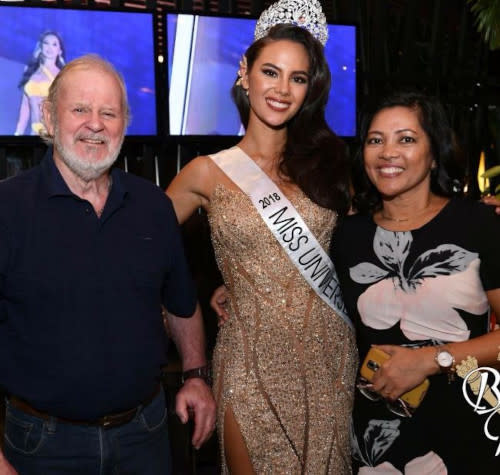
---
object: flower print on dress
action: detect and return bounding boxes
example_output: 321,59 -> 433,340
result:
349,227 -> 489,341
352,417 -> 449,473
356,450 -> 447,474
352,418 -> 401,467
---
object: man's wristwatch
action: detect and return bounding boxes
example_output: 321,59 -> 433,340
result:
181,365 -> 212,385
435,347 -> 455,382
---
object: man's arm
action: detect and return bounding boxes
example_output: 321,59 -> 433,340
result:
166,304 -> 216,449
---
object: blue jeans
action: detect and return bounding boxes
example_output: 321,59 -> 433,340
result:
3,388 -> 171,475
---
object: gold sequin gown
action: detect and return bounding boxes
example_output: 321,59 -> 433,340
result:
208,180 -> 358,474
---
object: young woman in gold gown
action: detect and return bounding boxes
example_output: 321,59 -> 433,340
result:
167,2 -> 357,472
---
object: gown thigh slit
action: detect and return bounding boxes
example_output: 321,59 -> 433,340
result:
223,405 -> 255,474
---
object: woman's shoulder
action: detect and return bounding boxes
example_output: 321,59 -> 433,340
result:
177,154 -> 218,178
183,147 -> 245,182
184,154 -> 212,170
168,152 -> 229,199
446,196 -> 499,224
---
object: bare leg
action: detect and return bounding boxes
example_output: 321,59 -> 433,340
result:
223,405 -> 255,474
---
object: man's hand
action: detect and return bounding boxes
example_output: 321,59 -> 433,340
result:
175,378 -> 216,449
167,304 -> 216,447
0,452 -> 18,475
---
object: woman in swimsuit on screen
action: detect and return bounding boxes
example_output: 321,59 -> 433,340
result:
15,31 -> 65,136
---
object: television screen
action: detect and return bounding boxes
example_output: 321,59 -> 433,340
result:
0,5 -> 157,137
166,13 -> 356,137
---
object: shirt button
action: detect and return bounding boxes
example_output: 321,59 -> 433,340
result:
85,208 -> 90,214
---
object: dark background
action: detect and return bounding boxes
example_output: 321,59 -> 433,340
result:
2,0 -> 499,192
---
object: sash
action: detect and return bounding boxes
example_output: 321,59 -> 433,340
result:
210,146 -> 353,331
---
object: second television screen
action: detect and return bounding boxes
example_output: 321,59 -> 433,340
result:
167,14 -> 356,137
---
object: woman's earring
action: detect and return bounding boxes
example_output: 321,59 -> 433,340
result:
236,55 -> 247,87
245,89 -> 249,97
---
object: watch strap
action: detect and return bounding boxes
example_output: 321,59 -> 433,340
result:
435,347 -> 456,383
181,364 -> 212,385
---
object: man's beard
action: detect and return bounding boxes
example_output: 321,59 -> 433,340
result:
54,126 -> 123,182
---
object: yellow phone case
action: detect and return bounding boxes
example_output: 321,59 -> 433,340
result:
360,347 -> 430,409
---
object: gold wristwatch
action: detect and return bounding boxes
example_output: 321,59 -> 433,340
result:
435,347 -> 455,383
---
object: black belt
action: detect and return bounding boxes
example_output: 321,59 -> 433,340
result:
8,384 -> 161,429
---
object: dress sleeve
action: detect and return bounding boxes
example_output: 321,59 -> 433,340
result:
329,217 -> 352,292
329,217 -> 349,270
162,197 -> 197,317
476,203 -> 500,291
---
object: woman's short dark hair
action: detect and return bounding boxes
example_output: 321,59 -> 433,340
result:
352,90 -> 465,214
19,31 -> 66,89
232,24 -> 350,214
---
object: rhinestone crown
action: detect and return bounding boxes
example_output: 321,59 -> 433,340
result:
254,0 -> 329,46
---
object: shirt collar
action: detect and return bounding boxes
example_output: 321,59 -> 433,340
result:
41,147 -> 128,205
42,147 -> 73,197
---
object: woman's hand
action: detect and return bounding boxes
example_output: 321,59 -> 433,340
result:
481,195 -> 500,215
210,285 -> 230,326
370,345 -> 437,401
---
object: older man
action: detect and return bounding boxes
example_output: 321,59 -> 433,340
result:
0,55 -> 215,474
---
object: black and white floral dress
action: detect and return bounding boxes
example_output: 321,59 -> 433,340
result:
331,198 -> 500,474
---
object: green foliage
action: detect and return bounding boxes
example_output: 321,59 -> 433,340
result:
468,0 -> 500,50
482,165 -> 500,179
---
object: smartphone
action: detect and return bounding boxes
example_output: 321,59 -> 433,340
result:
360,347 -> 430,409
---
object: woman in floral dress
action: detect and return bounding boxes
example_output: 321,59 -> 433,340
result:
331,91 -> 500,474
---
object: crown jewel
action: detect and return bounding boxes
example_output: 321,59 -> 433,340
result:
254,0 -> 329,46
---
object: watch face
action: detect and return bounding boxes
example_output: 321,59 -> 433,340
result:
437,351 -> 453,367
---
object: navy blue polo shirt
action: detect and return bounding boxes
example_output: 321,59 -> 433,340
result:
0,151 -> 197,419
